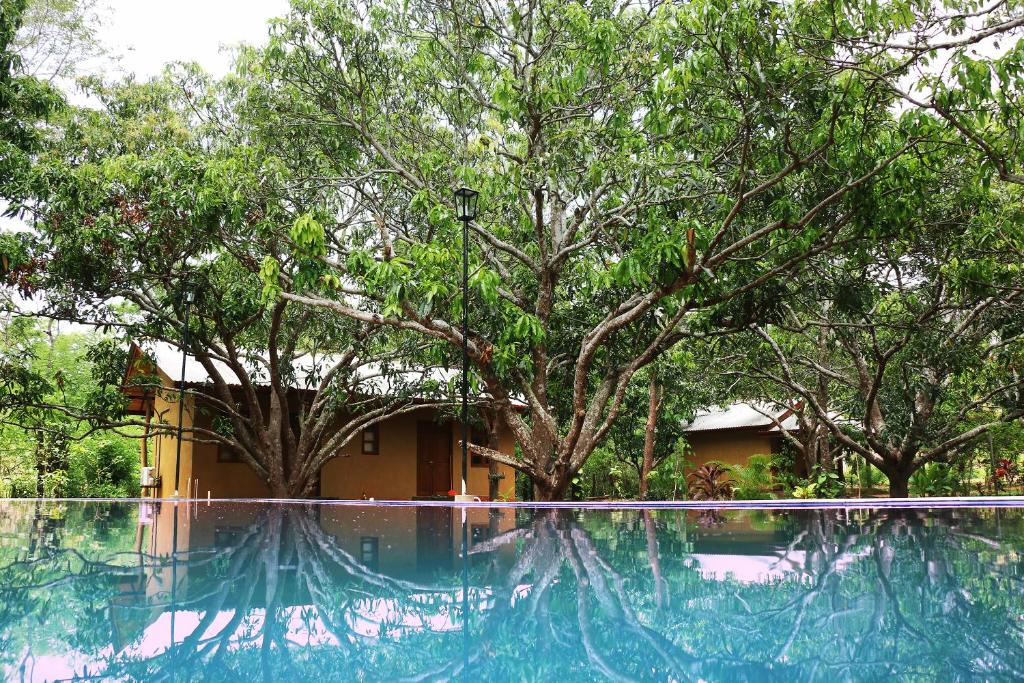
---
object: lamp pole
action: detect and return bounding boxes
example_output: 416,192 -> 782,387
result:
461,211 -> 469,497
461,507 -> 470,677
453,187 -> 479,499
173,286 -> 194,497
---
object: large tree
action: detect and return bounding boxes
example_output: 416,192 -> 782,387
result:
718,162 -> 1024,496
10,0 -> 109,83
20,76 -> 446,497
242,0 -> 936,499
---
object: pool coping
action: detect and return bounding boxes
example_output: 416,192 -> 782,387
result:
5,495 -> 1024,510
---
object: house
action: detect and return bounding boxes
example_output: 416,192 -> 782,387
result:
122,342 -> 518,500
682,403 -> 804,475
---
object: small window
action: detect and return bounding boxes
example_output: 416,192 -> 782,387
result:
360,536 -> 379,570
361,424 -> 380,455
470,428 -> 489,467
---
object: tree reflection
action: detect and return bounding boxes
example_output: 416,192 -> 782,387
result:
1,502 -> 1023,681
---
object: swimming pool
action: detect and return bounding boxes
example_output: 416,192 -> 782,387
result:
1,500 -> 1021,680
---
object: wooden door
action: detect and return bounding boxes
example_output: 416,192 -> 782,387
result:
416,421 -> 452,496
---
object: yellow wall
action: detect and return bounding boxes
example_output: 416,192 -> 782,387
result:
141,373 -> 518,501
190,407 -> 271,499
685,429 -> 779,473
320,408 -> 517,501
147,367 -> 193,498
450,419 -> 518,501
321,411 -> 424,500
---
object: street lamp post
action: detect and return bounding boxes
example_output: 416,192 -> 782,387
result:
453,187 -> 479,500
173,285 -> 195,497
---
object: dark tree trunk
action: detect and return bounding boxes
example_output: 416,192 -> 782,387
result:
818,432 -> 835,474
887,470 -> 911,498
486,413 -> 503,501
639,373 -> 660,500
533,477 -> 571,502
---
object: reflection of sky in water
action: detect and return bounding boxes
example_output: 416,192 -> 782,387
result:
1,501 -> 1023,681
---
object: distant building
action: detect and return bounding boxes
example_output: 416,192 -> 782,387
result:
682,403 -> 804,475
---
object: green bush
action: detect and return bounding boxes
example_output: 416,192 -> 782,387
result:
0,473 -> 37,497
793,467 -> 843,499
850,457 -> 887,491
68,439 -> 138,498
731,454 -> 776,500
769,444 -> 800,492
910,463 -> 963,497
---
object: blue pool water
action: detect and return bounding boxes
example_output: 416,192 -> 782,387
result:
0,500 -> 1022,681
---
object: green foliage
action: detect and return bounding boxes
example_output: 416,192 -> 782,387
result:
793,468 -> 843,500
68,439 -> 136,497
769,445 -> 801,493
577,436 -> 693,500
12,0 -> 109,81
730,455 -> 776,500
574,445 -> 632,499
909,463 -> 964,498
602,360 -> 712,498
705,155 -> 1024,497
8,0 -> 1024,501
853,457 -> 887,491
0,0 -> 64,197
237,0 -> 970,498
0,325 -> 139,498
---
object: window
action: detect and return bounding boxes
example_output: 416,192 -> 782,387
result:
360,536 -> 379,570
470,428 -> 489,467
361,424 -> 380,455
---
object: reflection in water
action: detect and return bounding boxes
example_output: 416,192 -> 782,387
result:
1,501 -> 1023,681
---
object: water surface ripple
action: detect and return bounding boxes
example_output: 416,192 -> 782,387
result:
1,501 -> 1021,681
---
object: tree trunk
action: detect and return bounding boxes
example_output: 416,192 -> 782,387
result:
671,448 -> 682,500
35,433 -> 45,498
268,469 -> 293,498
533,476 -> 570,502
486,414 -> 503,501
818,428 -> 835,474
639,373 -> 660,500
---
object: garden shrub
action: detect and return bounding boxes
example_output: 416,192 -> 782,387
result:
731,455 -> 776,500
910,463 -> 963,497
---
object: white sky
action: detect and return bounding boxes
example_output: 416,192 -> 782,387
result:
96,0 -> 290,79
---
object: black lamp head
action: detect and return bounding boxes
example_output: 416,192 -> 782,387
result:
453,187 -> 480,221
